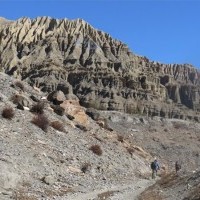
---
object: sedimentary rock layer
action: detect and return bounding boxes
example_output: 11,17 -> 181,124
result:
0,17 -> 199,120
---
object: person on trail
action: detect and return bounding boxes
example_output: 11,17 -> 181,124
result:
151,159 -> 160,179
175,161 -> 181,174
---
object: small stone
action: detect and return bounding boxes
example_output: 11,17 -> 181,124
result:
42,175 -> 56,185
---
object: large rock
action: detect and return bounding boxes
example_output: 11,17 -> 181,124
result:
60,100 -> 88,125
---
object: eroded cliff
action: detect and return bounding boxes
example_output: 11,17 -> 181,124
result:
0,17 -> 199,120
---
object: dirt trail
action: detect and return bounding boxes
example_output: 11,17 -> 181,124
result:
64,178 -> 155,200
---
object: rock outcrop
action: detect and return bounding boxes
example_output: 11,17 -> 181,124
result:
0,17 -> 199,120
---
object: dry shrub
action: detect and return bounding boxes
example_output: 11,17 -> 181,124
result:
89,145 -> 102,156
126,147 -> 135,155
31,114 -> 49,132
15,81 -> 25,91
50,121 -> 65,132
2,107 -> 15,119
30,102 -> 44,114
81,162 -> 91,173
117,135 -> 124,143
11,94 -> 21,104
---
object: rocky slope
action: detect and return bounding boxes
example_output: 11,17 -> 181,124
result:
0,72 -> 154,200
139,171 -> 200,200
0,17 -> 200,121
0,72 -> 200,199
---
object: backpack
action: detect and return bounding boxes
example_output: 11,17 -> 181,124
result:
151,161 -> 156,170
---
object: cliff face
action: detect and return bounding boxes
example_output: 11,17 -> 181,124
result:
0,17 -> 199,120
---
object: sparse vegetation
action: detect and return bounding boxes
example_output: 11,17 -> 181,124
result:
31,114 -> 49,132
30,102 -> 45,114
126,147 -> 135,155
50,121 -> 65,132
11,94 -> 21,104
173,122 -> 182,129
81,162 -> 91,173
89,144 -> 103,156
117,135 -> 124,143
15,80 -> 25,91
2,106 -> 15,119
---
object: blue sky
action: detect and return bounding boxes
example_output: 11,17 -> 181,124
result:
0,0 -> 200,68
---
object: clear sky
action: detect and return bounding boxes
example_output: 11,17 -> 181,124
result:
0,0 -> 200,68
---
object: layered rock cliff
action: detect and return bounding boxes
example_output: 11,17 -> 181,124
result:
0,17 -> 199,120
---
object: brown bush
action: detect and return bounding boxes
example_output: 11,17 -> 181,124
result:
50,121 -> 65,132
126,147 -> 135,155
30,102 -> 44,114
15,81 -> 25,91
117,135 -> 124,143
2,107 -> 15,119
138,190 -> 163,200
11,94 -> 21,104
81,162 -> 91,173
31,114 -> 49,132
89,145 -> 102,156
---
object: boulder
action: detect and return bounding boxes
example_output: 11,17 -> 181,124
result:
47,90 -> 66,105
60,100 -> 88,126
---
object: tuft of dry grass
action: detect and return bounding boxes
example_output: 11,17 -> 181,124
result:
89,144 -> 103,156
117,135 -> 124,143
81,162 -> 91,173
15,81 -> 25,91
126,147 -> 135,155
50,121 -> 65,132
2,107 -> 15,119
11,94 -> 21,104
30,102 -> 44,114
164,128 -> 168,132
31,114 -> 49,132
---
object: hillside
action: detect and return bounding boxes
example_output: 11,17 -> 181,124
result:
0,72 -> 199,199
0,17 -> 200,121
0,17 -> 200,200
0,72 -> 154,199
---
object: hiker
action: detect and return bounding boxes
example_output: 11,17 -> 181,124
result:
151,158 -> 160,179
175,161 -> 181,174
